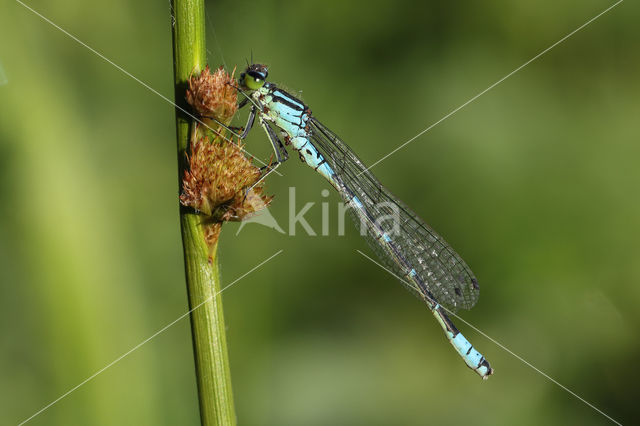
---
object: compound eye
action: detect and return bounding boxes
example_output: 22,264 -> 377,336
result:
245,75 -> 265,90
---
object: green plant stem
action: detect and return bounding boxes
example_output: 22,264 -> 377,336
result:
171,1 -> 236,425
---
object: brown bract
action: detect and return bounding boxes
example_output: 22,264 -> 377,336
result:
180,135 -> 273,223
186,65 -> 238,123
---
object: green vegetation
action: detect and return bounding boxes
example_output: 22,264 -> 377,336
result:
2,1 -> 638,424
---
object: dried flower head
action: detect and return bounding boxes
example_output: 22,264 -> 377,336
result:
182,65 -> 272,254
180,135 -> 273,223
186,65 -> 238,123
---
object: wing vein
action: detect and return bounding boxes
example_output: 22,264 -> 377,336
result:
309,118 -> 479,311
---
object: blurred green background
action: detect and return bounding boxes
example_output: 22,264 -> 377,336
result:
1,0 -> 639,424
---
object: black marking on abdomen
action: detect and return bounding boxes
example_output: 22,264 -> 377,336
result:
338,180 -> 441,308
314,159 -> 327,171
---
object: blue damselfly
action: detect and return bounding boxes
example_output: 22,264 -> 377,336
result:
212,64 -> 493,379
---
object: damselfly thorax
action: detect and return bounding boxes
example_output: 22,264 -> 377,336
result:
253,83 -> 338,185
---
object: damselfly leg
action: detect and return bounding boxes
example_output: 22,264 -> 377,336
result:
241,117 -> 289,197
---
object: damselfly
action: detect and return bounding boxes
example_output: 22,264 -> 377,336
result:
213,64 -> 493,379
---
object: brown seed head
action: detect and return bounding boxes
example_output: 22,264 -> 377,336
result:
186,66 -> 238,123
180,135 -> 273,222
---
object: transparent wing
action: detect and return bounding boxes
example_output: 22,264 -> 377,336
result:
309,118 -> 479,312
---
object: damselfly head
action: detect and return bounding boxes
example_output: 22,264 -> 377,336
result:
239,63 -> 268,91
